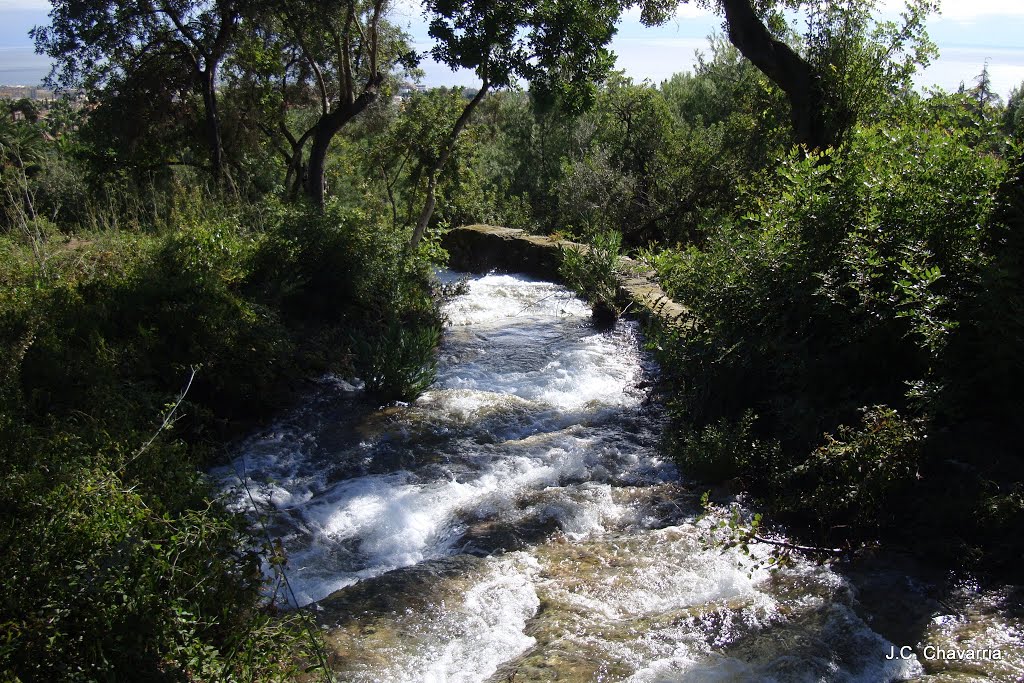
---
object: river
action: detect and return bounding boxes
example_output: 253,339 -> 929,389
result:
214,271 -> 1022,682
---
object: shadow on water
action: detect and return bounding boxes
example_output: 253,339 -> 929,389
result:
838,554 -> 1024,681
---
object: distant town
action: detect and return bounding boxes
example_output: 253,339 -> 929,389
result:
0,85 -> 56,102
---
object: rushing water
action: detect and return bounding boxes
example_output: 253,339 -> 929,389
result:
215,271 -> 1022,682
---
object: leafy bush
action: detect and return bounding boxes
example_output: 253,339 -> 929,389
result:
0,452 -> 317,682
559,230 -> 622,325
250,200 -> 443,400
668,411 -> 782,484
0,194 -> 442,679
354,316 -> 442,400
651,110 -> 1014,556
777,405 -> 923,540
657,118 -> 1006,445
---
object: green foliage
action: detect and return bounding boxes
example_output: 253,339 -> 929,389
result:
370,88 -> 479,232
559,230 -> 622,324
780,405 -> 923,537
462,41 -> 791,244
0,192 -> 441,679
7,0 -> 1023,645
437,6 -> 1018,568
1004,82 -> 1024,139
943,148 -> 1024,426
804,0 -> 938,138
426,0 -> 619,108
355,316 -> 442,400
74,56 -> 206,180
699,494 -> 801,573
656,117 -> 1006,450
555,75 -> 678,240
459,89 -> 577,232
0,459 -> 316,682
668,411 -> 782,483
643,89 -> 1015,556
660,35 -> 789,155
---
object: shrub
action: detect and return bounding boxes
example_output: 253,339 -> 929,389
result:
0,457 -> 313,682
0,196 -> 442,679
559,230 -> 622,325
656,119 -> 1006,448
355,315 -> 442,400
249,200 -> 444,400
777,405 -> 923,541
668,411 -> 782,484
651,111 -> 1013,557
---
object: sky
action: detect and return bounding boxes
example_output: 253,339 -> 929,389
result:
1,0 -> 1022,99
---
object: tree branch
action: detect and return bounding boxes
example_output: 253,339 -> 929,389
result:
410,79 -> 491,249
286,12 -> 330,116
157,0 -> 205,56
118,366 -> 197,474
720,0 -> 830,149
752,535 -> 845,556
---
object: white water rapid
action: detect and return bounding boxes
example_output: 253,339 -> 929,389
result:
214,271 -> 1021,682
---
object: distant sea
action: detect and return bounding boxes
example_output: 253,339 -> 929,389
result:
917,44 -> 1024,98
0,47 -> 50,87
2,40 -> 1023,98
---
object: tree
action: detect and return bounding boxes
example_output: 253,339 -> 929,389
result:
266,0 -> 413,208
639,0 -> 937,149
33,0 -> 243,185
410,0 -> 621,248
968,62 -> 1003,119
1005,82 -> 1024,138
220,13 -> 321,199
555,75 -> 677,241
366,88 -> 465,228
720,0 -> 832,148
9,99 -> 40,124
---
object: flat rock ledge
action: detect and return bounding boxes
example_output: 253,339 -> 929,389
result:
443,224 -> 691,330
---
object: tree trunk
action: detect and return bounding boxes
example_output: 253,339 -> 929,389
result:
283,145 -> 307,201
410,81 -> 490,249
720,0 -> 832,150
304,75 -> 384,209
306,119 -> 334,208
288,149 -> 307,201
199,65 -> 225,184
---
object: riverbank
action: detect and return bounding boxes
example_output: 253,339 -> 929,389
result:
436,223 -> 1024,679
443,224 -> 689,329
0,200 -> 442,680
216,270 -> 1022,681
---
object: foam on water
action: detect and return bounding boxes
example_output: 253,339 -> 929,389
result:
342,556 -> 542,683
216,272 -> 666,605
441,273 -> 591,327
216,271 -> 1011,682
